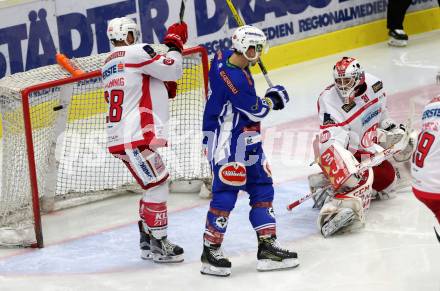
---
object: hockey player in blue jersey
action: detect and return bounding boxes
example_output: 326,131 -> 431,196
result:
200,25 -> 299,277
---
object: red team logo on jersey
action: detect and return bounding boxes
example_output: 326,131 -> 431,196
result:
219,162 -> 247,186
163,58 -> 175,65
361,123 -> 378,148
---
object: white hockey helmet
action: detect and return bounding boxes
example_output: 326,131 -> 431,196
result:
231,25 -> 267,62
333,57 -> 366,104
107,17 -> 139,46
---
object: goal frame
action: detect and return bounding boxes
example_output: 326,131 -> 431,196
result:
20,46 -> 209,248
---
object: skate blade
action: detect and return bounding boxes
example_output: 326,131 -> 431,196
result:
388,38 -> 407,47
140,249 -> 153,260
200,263 -> 231,277
257,258 -> 299,271
152,253 -> 184,263
141,250 -> 153,260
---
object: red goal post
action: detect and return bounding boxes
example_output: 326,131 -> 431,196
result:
0,45 -> 210,248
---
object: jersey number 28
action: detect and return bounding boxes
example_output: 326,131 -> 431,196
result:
105,90 -> 124,123
413,132 -> 435,168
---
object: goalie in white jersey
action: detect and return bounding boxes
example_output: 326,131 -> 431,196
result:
102,17 -> 188,262
310,57 -> 414,237
411,95 -> 440,242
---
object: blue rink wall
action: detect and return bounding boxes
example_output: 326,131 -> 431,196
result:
0,0 -> 438,78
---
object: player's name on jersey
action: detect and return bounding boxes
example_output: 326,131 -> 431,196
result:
105,51 -> 126,64
104,77 -> 125,89
422,121 -> 440,132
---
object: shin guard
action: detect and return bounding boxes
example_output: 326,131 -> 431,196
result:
204,208 -> 230,246
250,202 -> 276,238
139,200 -> 168,239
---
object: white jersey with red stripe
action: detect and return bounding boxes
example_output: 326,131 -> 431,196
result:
411,97 -> 440,193
101,44 -> 183,153
318,73 -> 389,155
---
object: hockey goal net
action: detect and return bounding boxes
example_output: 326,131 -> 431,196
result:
0,45 -> 211,247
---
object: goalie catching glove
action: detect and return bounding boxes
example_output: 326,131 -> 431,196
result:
264,85 -> 289,110
163,22 -> 188,52
378,119 -> 416,162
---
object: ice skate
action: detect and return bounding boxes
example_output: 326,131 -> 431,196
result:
200,244 -> 231,277
138,220 -> 152,260
256,235 -> 299,271
388,29 -> 408,47
150,236 -> 184,263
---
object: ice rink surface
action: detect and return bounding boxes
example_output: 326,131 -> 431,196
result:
0,30 -> 439,291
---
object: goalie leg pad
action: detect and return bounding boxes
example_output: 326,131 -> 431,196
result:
317,194 -> 364,237
313,187 -> 333,209
308,172 -> 331,194
308,173 -> 332,209
321,208 -> 356,238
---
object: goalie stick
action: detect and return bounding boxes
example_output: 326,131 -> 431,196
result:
286,129 -> 416,211
286,185 -> 331,211
225,0 -> 273,87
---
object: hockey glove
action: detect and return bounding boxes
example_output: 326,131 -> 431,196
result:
164,81 -> 178,99
381,118 -> 406,132
264,85 -> 289,110
163,22 -> 188,52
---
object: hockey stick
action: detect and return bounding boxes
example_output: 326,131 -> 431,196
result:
225,0 -> 274,87
179,0 -> 186,23
286,186 -> 331,211
286,133 -> 414,211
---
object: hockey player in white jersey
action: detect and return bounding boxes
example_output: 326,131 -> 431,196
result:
311,57 -> 414,237
102,17 -> 188,262
411,95 -> 440,242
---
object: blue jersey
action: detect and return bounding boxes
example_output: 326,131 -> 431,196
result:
203,49 -> 271,164
202,50 -> 277,246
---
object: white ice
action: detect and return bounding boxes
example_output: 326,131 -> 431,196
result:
0,30 -> 439,291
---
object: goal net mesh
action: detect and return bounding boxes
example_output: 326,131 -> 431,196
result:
0,45 -> 210,246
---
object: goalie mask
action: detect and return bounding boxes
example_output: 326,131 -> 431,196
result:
333,57 -> 365,104
232,25 -> 268,62
107,17 -> 139,46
